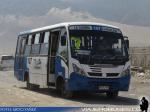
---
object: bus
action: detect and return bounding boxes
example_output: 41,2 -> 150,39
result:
14,22 -> 130,98
0,55 -> 14,70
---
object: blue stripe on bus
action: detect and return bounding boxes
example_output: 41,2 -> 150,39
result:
67,73 -> 130,92
55,56 -> 65,78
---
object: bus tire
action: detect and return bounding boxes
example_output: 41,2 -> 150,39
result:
60,80 -> 73,98
106,91 -> 119,98
26,75 -> 31,89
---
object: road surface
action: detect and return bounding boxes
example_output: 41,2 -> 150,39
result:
0,71 -> 149,110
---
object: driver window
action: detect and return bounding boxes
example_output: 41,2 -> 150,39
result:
58,28 -> 68,60
60,28 -> 67,46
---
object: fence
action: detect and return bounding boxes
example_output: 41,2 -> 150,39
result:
130,47 -> 150,69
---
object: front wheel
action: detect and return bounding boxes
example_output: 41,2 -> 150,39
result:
106,91 -> 119,98
26,75 -> 31,89
61,80 -> 73,98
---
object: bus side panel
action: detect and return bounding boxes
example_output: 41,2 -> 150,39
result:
28,56 -> 48,87
14,36 -> 22,81
14,56 -> 28,81
14,36 -> 28,81
14,55 -> 20,80
55,56 -> 65,79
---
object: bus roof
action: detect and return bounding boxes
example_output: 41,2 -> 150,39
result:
19,22 -> 119,35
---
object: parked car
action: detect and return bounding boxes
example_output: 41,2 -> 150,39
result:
0,55 -> 14,70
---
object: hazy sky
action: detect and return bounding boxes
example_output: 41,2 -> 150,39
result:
1,0 -> 150,26
0,0 -> 150,54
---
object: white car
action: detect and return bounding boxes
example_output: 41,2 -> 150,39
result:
0,55 -> 14,71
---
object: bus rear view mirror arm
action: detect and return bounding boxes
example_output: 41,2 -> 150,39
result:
124,36 -> 129,49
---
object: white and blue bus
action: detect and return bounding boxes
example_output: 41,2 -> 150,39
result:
14,22 -> 130,98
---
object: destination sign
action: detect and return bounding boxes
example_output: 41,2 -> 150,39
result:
69,25 -> 122,33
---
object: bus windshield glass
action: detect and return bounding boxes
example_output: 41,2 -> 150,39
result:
69,25 -> 128,64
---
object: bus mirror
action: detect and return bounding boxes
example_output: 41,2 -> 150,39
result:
124,36 -> 129,48
61,36 -> 66,46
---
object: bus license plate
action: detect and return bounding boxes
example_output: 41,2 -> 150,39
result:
99,86 -> 109,90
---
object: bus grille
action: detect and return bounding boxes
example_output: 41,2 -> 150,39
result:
90,67 -> 102,73
88,72 -> 102,77
106,73 -> 119,77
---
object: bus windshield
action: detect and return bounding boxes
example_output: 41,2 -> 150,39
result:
69,26 -> 128,64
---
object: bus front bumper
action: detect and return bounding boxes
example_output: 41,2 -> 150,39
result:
67,73 -> 131,92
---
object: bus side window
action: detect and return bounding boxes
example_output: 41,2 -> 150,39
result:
19,36 -> 27,55
16,36 -> 22,55
34,33 -> 40,44
28,35 -> 32,45
40,31 -> 50,55
31,33 -> 40,55
24,35 -> 32,56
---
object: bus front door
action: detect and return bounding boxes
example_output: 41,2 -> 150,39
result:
48,30 -> 60,84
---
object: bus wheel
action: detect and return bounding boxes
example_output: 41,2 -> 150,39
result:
106,91 -> 119,98
26,76 -> 31,89
61,80 -> 73,98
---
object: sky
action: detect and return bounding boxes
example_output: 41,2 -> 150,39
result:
0,0 -> 150,54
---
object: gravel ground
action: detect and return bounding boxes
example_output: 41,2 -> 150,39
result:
0,71 -> 149,109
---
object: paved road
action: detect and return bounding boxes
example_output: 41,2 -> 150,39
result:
0,71 -> 149,109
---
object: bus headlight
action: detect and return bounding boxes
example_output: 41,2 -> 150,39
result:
72,64 -> 86,75
120,68 -> 130,77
